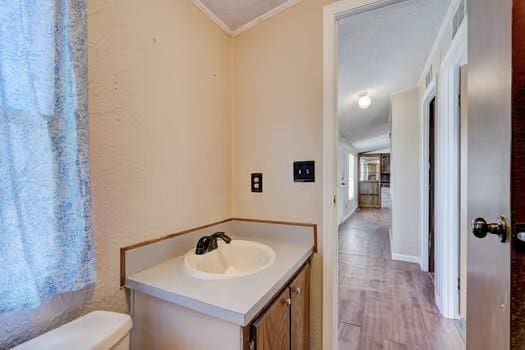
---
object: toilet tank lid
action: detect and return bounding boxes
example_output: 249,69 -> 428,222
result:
14,311 -> 132,350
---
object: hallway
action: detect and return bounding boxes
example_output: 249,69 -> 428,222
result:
338,209 -> 464,349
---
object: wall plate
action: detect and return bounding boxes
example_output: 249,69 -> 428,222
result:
294,161 -> 315,182
251,173 -> 263,192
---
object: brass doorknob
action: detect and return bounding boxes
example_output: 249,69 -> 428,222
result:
472,217 -> 507,243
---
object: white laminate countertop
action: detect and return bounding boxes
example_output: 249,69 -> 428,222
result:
126,235 -> 313,326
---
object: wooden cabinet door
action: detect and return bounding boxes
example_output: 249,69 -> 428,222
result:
253,288 -> 291,350
290,263 -> 310,350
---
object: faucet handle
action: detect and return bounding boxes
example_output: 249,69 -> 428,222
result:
195,236 -> 211,255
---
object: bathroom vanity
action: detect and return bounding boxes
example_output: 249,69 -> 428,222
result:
122,218 -> 316,350
251,262 -> 310,350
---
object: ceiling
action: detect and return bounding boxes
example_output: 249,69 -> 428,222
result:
193,0 -> 300,36
338,0 -> 451,153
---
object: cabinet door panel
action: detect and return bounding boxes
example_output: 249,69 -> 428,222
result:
253,288 -> 291,350
291,263 -> 310,350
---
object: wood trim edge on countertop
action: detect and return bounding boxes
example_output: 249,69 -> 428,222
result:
120,218 -> 318,287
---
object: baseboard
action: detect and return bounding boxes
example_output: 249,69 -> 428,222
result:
454,318 -> 466,343
346,206 -> 357,221
339,206 -> 357,226
392,253 -> 420,264
341,211 -> 352,224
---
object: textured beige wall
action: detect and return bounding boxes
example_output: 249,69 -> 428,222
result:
231,0 -> 333,348
88,0 -> 232,312
0,1 -> 232,348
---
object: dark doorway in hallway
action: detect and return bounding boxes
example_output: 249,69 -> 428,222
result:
428,97 -> 436,273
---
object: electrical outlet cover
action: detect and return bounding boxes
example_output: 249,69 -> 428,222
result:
251,173 -> 263,192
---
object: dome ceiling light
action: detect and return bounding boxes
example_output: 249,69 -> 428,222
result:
358,93 -> 372,109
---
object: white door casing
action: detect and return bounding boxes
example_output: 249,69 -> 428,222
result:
434,18 -> 467,319
322,1 -> 410,349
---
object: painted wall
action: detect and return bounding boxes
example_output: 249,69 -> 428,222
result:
88,0 -> 233,317
338,138 -> 358,224
391,88 -> 421,260
0,1 -> 233,347
231,0 -> 332,347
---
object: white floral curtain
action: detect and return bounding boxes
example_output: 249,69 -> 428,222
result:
0,0 -> 95,313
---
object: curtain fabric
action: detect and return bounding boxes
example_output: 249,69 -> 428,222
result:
0,0 -> 95,313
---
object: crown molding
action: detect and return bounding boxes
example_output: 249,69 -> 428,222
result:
193,0 -> 302,37
231,0 -> 301,36
193,0 -> 234,36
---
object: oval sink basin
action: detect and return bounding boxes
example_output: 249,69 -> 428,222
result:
184,240 -> 276,280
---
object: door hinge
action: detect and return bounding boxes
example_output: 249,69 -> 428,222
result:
333,195 -> 337,205
458,93 -> 462,108
458,277 -> 461,291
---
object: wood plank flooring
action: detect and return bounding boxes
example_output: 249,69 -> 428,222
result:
338,208 -> 465,350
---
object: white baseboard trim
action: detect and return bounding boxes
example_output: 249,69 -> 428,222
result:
345,206 -> 357,221
392,253 -> 420,264
341,211 -> 352,224
339,205 -> 357,226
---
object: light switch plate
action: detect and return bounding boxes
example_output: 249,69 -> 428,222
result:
294,161 -> 315,182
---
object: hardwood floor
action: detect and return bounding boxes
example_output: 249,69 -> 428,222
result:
338,208 -> 464,350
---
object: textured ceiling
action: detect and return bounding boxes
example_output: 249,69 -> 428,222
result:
195,0 -> 296,34
338,0 -> 451,152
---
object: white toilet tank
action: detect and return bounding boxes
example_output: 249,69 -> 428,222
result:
14,311 -> 132,350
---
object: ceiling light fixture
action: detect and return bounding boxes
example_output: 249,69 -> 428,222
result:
358,93 -> 372,109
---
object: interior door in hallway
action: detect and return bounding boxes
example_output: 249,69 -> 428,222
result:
467,0 -> 511,348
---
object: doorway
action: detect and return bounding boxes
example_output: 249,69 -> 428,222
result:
324,0 -> 514,349
323,0 -> 471,348
332,0 -> 464,348
429,97 -> 436,274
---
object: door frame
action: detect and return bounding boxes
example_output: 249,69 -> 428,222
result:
419,78 -> 437,273
434,18 -> 468,319
322,1 -> 408,348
